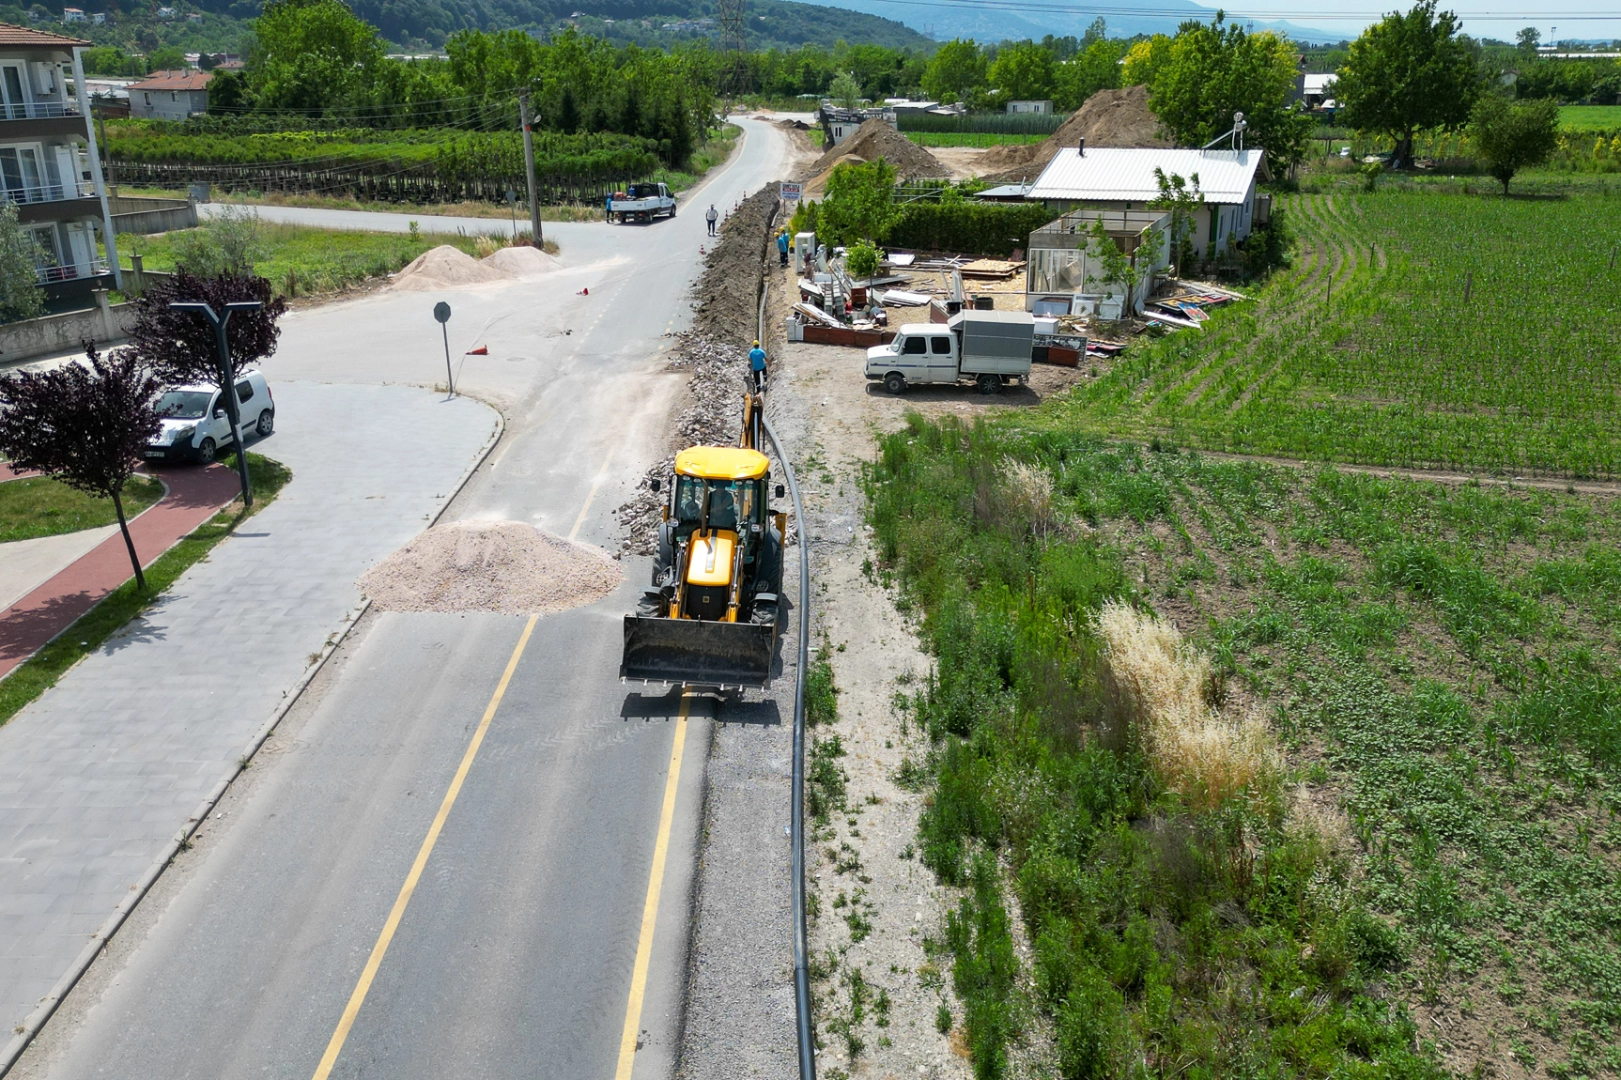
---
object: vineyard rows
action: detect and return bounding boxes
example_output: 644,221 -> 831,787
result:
1058,191 -> 1621,478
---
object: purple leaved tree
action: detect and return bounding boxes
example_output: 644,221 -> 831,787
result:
126,270 -> 288,387
0,346 -> 163,589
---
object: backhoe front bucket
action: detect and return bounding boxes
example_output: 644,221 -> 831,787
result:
620,615 -> 776,688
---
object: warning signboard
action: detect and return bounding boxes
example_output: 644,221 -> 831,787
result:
779,181 -> 802,202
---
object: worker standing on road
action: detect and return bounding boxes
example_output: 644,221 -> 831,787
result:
748,339 -> 767,392
777,229 -> 789,267
705,204 -> 719,236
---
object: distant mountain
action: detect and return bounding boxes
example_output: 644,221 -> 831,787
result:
790,0 -> 1345,45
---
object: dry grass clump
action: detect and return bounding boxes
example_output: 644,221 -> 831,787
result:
1098,600 -> 1277,810
999,457 -> 1056,538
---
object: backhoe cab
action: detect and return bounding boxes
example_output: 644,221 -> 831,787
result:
620,417 -> 787,688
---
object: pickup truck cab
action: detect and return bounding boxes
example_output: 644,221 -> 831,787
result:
610,182 -> 677,224
144,370 -> 273,464
864,310 -> 1035,395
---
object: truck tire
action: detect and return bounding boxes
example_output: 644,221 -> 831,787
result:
976,373 -> 1002,395
883,372 -> 906,395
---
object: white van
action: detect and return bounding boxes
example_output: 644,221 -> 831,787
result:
864,310 -> 1036,395
144,370 -> 274,464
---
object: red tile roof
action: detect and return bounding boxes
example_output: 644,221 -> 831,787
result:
128,69 -> 213,92
0,22 -> 91,47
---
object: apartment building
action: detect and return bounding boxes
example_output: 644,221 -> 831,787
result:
0,23 -> 119,304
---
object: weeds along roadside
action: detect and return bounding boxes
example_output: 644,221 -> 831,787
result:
864,415 -> 1621,1079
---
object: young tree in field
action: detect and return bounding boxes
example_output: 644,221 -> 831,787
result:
1471,94 -> 1560,194
126,270 -> 287,388
921,39 -> 987,105
988,40 -> 1056,102
829,71 -> 863,109
0,202 -> 44,324
819,159 -> 898,246
1335,0 -> 1481,170
171,206 -> 267,279
1150,168 -> 1205,272
0,347 -> 162,589
1146,17 -> 1313,173
1083,217 -> 1139,312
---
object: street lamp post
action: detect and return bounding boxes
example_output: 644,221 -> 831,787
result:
169,299 -> 263,507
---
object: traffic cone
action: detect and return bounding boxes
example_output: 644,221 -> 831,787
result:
465,345 -> 488,355
577,286 -> 589,295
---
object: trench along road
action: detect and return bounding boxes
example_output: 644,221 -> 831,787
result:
14,117 -> 795,1080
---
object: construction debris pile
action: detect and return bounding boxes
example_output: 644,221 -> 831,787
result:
360,521 -> 622,614
806,118 -> 949,193
616,187 -> 779,556
981,85 -> 1170,181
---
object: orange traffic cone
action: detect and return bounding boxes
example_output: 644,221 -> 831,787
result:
577,286 -> 589,295
465,345 -> 488,355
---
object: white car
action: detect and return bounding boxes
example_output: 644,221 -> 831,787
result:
145,370 -> 274,464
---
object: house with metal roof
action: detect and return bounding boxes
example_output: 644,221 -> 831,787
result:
1026,145 -> 1269,258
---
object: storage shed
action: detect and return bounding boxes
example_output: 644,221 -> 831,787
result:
1025,208 -> 1171,319
1027,146 -> 1267,257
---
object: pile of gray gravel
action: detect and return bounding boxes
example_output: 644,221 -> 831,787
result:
360,521 -> 622,614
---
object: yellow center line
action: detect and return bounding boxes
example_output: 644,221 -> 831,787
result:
568,443 -> 617,542
309,613 -> 539,1080
614,695 -> 692,1080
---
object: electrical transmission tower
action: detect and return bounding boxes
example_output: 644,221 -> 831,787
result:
717,0 -> 750,95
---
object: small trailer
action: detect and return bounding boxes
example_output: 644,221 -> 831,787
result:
864,310 -> 1035,395
609,182 -> 677,223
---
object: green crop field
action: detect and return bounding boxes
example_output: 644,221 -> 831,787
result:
1560,105 -> 1621,132
1054,191 -> 1621,478
868,420 -> 1621,1079
906,132 -> 1047,148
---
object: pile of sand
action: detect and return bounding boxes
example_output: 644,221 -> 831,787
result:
392,245 -> 512,291
981,85 -> 1170,181
808,118 -> 949,189
359,521 -> 623,615
482,245 -> 562,277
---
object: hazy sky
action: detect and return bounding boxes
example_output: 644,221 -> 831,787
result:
1187,0 -> 1621,43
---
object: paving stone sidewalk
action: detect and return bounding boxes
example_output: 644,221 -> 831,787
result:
0,381 -> 498,1035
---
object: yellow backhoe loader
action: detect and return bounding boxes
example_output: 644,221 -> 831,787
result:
620,394 -> 786,688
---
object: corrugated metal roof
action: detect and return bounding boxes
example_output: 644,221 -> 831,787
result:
128,69 -> 213,92
0,22 -> 90,46
1027,147 -> 1263,205
1302,73 -> 1338,94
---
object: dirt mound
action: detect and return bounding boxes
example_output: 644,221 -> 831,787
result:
810,118 -> 949,180
392,245 -> 511,291
981,85 -> 1170,181
482,245 -> 561,276
691,186 -> 779,344
359,521 -> 622,614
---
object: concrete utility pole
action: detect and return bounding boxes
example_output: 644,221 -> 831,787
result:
169,300 -> 263,507
518,89 -> 544,249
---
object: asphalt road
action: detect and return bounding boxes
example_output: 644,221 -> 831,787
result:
15,118 -> 792,1080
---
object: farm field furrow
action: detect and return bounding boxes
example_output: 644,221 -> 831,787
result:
1059,191 -> 1621,479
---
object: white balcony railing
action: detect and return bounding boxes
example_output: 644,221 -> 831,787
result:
36,257 -> 108,284
0,101 -> 80,121
2,179 -> 94,205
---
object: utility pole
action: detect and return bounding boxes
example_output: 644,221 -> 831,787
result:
519,89 -> 544,249
169,300 -> 263,507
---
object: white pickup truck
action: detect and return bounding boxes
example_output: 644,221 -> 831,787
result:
865,310 -> 1035,395
609,182 -> 677,223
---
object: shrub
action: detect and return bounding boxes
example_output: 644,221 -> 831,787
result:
886,202 -> 1054,257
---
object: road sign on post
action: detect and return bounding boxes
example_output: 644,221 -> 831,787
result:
434,301 -> 455,397
169,299 -> 263,508
779,181 -> 802,202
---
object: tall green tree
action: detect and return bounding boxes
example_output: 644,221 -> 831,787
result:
1335,0 -> 1481,169
921,39 -> 987,105
988,40 -> 1056,102
819,159 -> 898,246
1146,16 -> 1312,172
1470,93 -> 1559,193
829,70 -> 862,109
248,0 -> 385,113
1054,38 -> 1126,110
0,203 -> 43,324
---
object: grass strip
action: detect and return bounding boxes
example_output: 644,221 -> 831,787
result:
0,474 -> 164,543
0,452 -> 291,729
